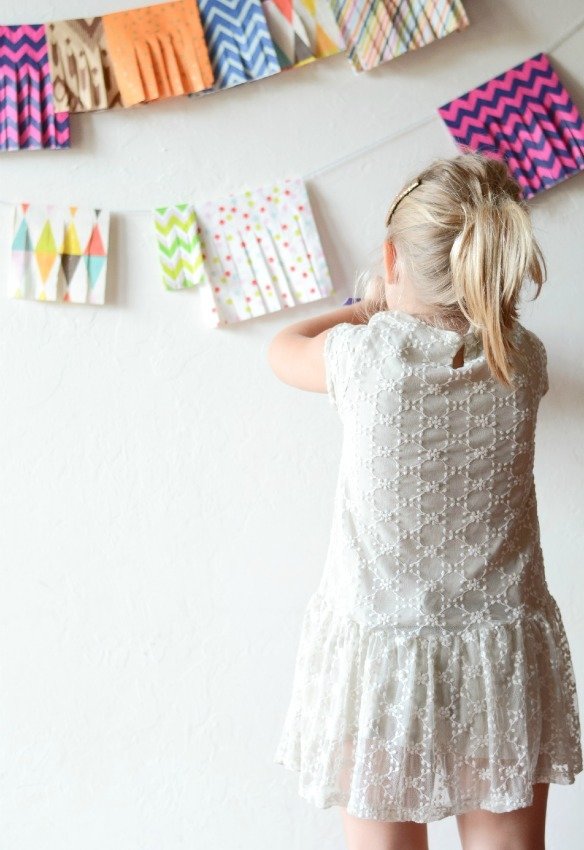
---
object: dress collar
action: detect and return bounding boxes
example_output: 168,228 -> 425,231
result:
370,308 -> 476,339
369,308 -> 484,364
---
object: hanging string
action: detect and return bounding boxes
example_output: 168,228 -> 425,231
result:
1,13 -> 583,216
546,10 -> 584,53
304,113 -> 437,182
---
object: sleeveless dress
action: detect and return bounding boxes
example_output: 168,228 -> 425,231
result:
273,308 -> 583,823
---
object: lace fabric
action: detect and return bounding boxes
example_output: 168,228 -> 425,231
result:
273,309 -> 582,821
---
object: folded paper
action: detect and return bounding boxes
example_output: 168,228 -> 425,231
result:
195,178 -> 334,326
9,204 -> 110,304
154,204 -> 207,290
46,18 -> 121,113
102,0 -> 214,107
0,24 -> 70,151
438,52 -> 584,199
262,0 -> 345,69
197,0 -> 281,89
329,0 -> 469,73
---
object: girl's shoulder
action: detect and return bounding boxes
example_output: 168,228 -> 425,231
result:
516,321 -> 546,354
513,321 -> 549,397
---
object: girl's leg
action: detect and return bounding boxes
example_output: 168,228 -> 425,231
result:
340,807 -> 429,850
455,782 -> 549,850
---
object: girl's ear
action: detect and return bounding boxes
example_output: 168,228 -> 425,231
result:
383,240 -> 397,284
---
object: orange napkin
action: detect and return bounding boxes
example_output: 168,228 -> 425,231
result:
102,0 -> 214,106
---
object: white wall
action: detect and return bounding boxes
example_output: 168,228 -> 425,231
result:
1,1 -> 583,848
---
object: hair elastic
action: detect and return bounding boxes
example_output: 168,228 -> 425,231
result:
385,179 -> 421,227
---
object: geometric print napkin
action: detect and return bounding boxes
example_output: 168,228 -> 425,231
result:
9,204 -> 109,304
261,0 -> 346,69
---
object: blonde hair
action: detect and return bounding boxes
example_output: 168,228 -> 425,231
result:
353,153 -> 546,386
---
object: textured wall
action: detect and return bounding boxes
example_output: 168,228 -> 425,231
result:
0,1 -> 583,848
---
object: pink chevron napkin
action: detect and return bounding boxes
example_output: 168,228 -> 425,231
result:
0,24 -> 70,151
438,53 -> 584,199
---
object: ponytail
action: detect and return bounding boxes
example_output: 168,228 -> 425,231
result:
450,196 -> 546,385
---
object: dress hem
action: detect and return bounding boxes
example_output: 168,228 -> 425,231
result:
273,754 -> 581,823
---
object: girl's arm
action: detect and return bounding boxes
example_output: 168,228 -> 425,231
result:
267,302 -> 368,394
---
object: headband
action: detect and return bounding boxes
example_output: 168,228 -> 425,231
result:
385,179 -> 421,227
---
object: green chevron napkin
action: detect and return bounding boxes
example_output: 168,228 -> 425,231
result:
154,204 -> 207,290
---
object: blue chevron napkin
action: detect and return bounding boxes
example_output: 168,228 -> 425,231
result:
196,0 -> 281,90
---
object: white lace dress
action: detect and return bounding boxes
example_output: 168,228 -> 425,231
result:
273,308 -> 583,822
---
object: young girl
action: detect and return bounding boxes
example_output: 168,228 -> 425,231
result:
268,153 -> 583,850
